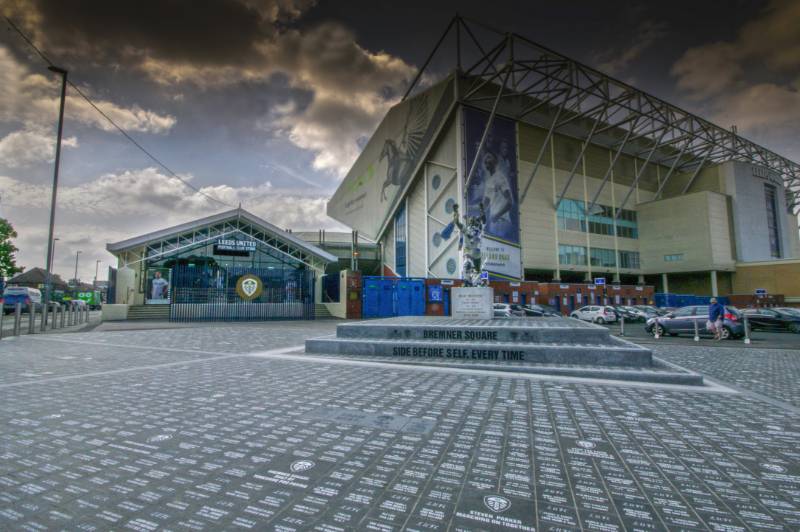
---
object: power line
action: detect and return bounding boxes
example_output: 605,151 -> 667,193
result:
4,16 -> 235,209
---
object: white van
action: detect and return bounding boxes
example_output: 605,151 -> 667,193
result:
2,286 -> 43,313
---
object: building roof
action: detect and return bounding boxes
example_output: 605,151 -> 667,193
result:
293,231 -> 378,246
7,267 -> 70,290
107,208 -> 337,264
399,16 -> 800,214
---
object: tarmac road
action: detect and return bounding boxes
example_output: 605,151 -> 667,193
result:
601,319 -> 800,349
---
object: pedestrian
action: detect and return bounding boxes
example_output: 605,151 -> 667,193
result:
708,297 -> 724,341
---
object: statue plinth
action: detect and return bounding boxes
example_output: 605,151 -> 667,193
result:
451,286 -> 494,320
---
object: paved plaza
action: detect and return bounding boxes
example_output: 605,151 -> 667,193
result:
1,321 -> 799,531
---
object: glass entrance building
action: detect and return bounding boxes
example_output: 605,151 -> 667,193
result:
106,208 -> 336,320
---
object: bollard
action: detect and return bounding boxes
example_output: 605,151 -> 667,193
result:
619,315 -> 625,336
693,319 -> 699,342
743,314 -> 751,345
28,303 -> 36,334
14,303 -> 22,336
0,307 -> 4,340
70,304 -> 76,326
59,304 -> 65,328
40,303 -> 49,332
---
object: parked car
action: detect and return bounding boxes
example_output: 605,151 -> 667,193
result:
514,304 -> 560,317
570,305 -> 618,324
774,307 -> 800,318
633,305 -> 665,318
2,286 -> 42,314
493,303 -> 512,318
741,308 -> 800,333
613,305 -> 647,322
508,304 -> 528,317
645,305 -> 744,339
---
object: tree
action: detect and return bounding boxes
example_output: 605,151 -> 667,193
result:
0,218 -> 23,279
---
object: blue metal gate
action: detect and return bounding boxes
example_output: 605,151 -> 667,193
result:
362,277 -> 426,318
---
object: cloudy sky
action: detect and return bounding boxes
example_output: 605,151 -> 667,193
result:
1,0 -> 798,281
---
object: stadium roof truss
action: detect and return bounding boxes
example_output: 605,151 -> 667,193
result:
404,16 -> 800,219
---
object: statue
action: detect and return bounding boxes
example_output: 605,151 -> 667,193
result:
449,202 -> 487,287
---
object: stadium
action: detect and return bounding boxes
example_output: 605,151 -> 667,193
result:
327,16 -> 800,313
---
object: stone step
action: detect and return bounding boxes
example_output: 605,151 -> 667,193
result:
314,304 -> 333,319
337,317 -> 611,344
127,305 -> 170,320
305,336 -> 652,367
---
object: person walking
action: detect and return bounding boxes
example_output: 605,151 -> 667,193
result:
708,298 -> 724,341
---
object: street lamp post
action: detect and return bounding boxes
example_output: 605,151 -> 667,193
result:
94,260 -> 101,288
74,250 -> 82,286
43,65 -> 68,327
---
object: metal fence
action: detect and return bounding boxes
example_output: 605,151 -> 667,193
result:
655,293 -> 730,308
169,266 -> 316,322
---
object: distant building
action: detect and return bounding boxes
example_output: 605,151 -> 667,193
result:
6,267 -> 70,291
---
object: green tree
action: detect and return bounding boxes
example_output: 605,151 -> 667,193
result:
0,218 -> 23,279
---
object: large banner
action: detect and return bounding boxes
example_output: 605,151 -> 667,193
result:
463,107 -> 522,280
327,76 -> 455,241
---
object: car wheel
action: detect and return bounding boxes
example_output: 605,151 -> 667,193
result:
789,323 -> 800,334
595,317 -> 605,324
720,327 -> 732,340
652,324 -> 664,336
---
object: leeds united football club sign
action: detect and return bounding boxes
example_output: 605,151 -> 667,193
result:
236,274 -> 263,301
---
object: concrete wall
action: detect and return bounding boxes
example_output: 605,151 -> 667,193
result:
637,191 -> 735,274
732,259 -> 800,301
114,266 -> 138,305
101,304 -> 129,321
382,223 -> 395,275
722,161 -> 799,261
407,173 -> 426,277
321,269 -> 349,318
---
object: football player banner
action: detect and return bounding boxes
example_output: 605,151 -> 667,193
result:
463,107 -> 522,280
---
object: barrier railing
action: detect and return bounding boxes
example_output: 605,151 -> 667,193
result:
0,301 -> 92,340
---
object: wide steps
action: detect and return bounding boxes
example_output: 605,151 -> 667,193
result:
314,304 -> 334,319
127,305 -> 170,320
306,336 -> 650,367
335,317 -> 611,344
305,316 -> 653,368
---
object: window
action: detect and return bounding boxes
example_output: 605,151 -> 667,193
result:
674,307 -> 694,317
664,253 -> 684,262
590,247 -> 616,268
556,199 -> 586,232
764,184 -> 782,258
558,244 -> 587,265
618,250 -> 640,269
557,198 -> 638,239
394,202 -> 407,276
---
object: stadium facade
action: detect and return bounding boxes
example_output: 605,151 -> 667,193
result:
327,17 -> 800,303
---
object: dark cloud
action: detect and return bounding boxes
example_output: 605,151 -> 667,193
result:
13,0 -> 315,66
